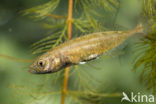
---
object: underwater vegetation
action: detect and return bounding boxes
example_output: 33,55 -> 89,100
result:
1,0 -> 156,104
134,0 -> 156,95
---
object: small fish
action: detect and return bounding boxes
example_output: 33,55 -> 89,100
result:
28,24 -> 143,74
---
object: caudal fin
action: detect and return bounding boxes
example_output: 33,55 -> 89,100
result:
134,23 -> 143,33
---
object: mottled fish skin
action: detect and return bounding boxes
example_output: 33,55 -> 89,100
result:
28,24 -> 143,74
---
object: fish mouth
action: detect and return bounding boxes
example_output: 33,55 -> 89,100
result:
28,69 -> 39,74
28,64 -> 61,74
28,67 -> 52,74
28,65 -> 40,74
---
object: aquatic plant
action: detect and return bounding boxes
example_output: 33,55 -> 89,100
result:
134,0 -> 156,94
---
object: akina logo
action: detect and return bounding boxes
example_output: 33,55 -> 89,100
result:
121,92 -> 155,103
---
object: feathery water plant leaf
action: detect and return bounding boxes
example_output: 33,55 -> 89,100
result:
73,18 -> 94,33
97,0 -> 118,12
27,0 -> 120,55
23,0 -> 60,20
142,0 -> 156,31
31,25 -> 67,54
133,0 -> 156,94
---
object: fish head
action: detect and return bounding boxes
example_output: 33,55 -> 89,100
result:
28,53 -> 63,74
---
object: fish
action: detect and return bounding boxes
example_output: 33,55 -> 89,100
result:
28,24 -> 143,74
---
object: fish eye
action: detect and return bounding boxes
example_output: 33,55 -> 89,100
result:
38,60 -> 45,67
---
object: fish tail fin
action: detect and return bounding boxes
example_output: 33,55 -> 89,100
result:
134,23 -> 143,33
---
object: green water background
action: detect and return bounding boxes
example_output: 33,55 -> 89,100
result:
0,0 -> 154,104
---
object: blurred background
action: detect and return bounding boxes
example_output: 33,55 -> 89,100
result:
0,0 -> 154,104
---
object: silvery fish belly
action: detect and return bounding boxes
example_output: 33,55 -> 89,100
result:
28,24 -> 142,74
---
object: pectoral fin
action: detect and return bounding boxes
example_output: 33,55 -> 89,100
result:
79,62 -> 86,64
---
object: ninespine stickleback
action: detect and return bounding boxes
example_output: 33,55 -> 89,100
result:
29,24 -> 143,74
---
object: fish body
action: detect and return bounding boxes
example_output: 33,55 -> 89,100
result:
29,24 -> 142,74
